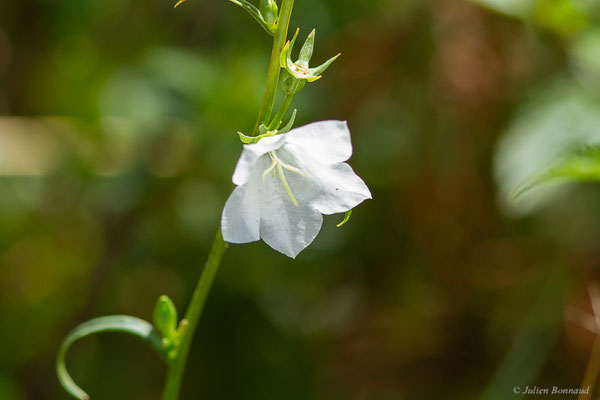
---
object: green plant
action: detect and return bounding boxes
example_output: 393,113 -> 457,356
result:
55,1 -> 370,399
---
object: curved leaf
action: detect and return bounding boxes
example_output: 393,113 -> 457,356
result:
228,0 -> 275,35
493,83 -> 600,215
515,145 -> 600,198
56,315 -> 168,400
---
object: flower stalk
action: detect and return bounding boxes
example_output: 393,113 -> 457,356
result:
161,230 -> 226,400
162,1 -> 296,398
253,0 -> 295,135
268,93 -> 295,129
57,1 -> 361,398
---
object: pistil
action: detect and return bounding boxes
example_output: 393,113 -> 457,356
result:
263,151 -> 305,206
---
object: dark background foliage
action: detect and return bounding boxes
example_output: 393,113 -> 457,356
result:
1,0 -> 599,399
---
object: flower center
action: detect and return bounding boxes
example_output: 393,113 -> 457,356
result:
263,151 -> 305,207
292,63 -> 310,78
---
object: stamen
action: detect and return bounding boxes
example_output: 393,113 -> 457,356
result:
276,163 -> 298,207
263,157 -> 277,183
263,151 -> 303,207
280,161 -> 306,177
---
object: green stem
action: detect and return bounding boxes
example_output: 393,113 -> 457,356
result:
253,0 -> 295,135
161,2 -> 295,398
268,93 -> 295,130
161,229 -> 227,400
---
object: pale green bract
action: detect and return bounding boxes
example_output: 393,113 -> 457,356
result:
221,120 -> 371,258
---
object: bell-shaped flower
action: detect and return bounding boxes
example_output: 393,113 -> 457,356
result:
221,120 -> 371,258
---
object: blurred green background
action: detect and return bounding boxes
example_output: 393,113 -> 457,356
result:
1,0 -> 600,399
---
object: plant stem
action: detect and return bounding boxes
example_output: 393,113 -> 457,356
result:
268,93 -> 295,130
161,2 -> 295,398
253,0 -> 295,135
161,229 -> 226,400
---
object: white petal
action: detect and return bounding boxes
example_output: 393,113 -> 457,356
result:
221,160 -> 263,243
258,160 -> 323,258
232,134 -> 289,185
279,146 -> 371,215
285,120 -> 353,164
223,121 -> 370,258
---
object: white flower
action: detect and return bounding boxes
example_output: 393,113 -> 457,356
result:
221,120 -> 371,258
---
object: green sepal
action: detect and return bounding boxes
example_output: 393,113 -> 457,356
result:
280,28 -> 299,70
309,53 -> 341,77
153,295 -> 178,340
298,29 -> 315,68
56,316 -> 168,400
279,109 -> 297,134
237,110 -> 297,144
280,28 -> 339,82
238,131 -> 257,144
238,129 -> 277,144
336,210 -> 352,228
258,124 -> 273,136
228,0 -> 276,35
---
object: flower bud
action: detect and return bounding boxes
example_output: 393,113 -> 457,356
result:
260,0 -> 278,30
153,295 -> 178,339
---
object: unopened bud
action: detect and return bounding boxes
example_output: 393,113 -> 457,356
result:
260,0 -> 278,30
153,295 -> 178,339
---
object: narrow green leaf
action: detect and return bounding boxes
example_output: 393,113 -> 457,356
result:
228,0 -> 275,36
56,315 -> 167,400
515,145 -> 600,198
